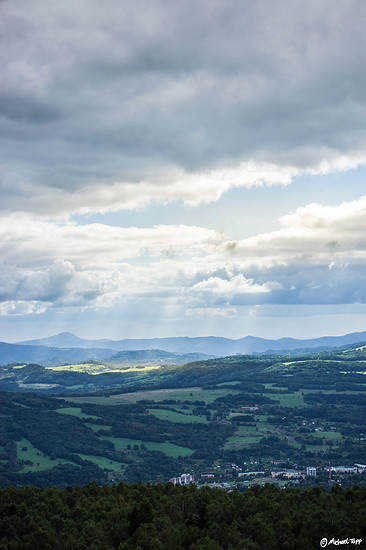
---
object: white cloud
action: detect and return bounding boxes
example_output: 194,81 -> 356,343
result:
185,307 -> 238,318
1,193 -> 366,316
0,301 -> 47,316
0,216 -> 221,268
192,274 -> 282,295
217,195 -> 366,269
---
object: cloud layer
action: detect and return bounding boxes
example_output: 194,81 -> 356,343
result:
1,0 -> 366,215
2,195 -> 366,316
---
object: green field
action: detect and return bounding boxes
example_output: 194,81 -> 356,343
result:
147,408 -> 208,423
236,425 -> 258,433
224,435 -> 263,449
216,381 -> 241,386
312,430 -> 343,440
47,363 -> 111,374
253,415 -> 275,421
111,387 -> 239,404
59,396 -> 123,406
47,363 -> 162,374
245,476 -> 287,488
168,404 -> 195,413
100,435 -> 194,458
55,407 -> 100,420
84,423 -> 113,432
77,454 -> 126,471
288,442 -> 303,449
16,438 -> 75,473
263,383 -> 289,391
262,391 -> 306,408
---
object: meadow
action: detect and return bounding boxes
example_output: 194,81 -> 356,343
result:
99,435 -> 194,458
16,438 -> 76,473
111,387 -> 239,403
147,408 -> 209,423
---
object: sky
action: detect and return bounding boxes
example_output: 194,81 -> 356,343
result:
1,0 -> 366,342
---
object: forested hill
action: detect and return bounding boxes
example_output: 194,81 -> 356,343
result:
0,342 -> 212,367
0,482 -> 364,549
1,343 -> 366,394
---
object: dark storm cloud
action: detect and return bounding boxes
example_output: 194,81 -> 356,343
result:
1,0 -> 366,215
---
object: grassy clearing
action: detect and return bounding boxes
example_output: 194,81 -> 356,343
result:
263,383 -> 289,391
245,477 -> 287,488
216,381 -> 241,386
288,442 -> 303,449
111,387 -> 239,404
262,392 -> 306,408
168,404 -> 195,413
312,430 -> 343,440
46,363 -> 109,374
224,436 -> 263,449
16,438 -> 75,473
147,408 -> 208,424
84,423 -> 113,432
55,407 -> 100,420
59,396 -> 122,406
114,365 -> 162,373
287,439 -> 339,451
253,415 -> 275,421
236,425 -> 258,433
77,454 -> 126,471
47,363 -> 162,374
100,436 -> 194,458
110,387 -> 202,402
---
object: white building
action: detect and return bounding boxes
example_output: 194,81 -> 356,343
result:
325,466 -> 358,474
169,473 -> 195,485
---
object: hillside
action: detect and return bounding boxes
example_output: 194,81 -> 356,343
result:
0,341 -> 114,367
0,342 -> 212,368
1,341 -> 366,394
0,342 -> 365,491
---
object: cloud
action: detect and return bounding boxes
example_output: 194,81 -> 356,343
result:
0,217 -> 220,268
217,195 -> 366,267
1,0 -> 366,215
0,258 -> 120,311
185,307 -> 238,318
1,194 -> 366,315
0,218 -> 223,313
0,301 -> 47,316
192,274 -> 282,296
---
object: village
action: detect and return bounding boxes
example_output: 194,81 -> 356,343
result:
168,462 -> 366,491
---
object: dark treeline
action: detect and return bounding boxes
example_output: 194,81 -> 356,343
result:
0,483 -> 365,549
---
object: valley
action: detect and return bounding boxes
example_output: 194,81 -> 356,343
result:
0,343 -> 365,489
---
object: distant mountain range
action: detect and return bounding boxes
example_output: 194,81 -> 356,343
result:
0,340 -> 214,367
18,330 -> 366,354
0,330 -> 364,367
0,341 -> 114,367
